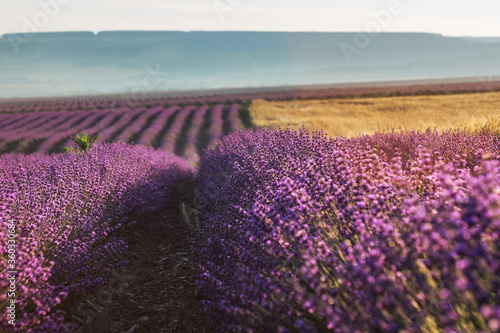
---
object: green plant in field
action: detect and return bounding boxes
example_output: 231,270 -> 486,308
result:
63,132 -> 100,153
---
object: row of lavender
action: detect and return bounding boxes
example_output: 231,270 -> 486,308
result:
0,95 -> 247,114
0,143 -> 194,331
0,103 -> 243,164
2,80 -> 500,114
192,128 -> 500,332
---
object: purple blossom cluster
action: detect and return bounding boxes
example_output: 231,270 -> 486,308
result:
0,143 -> 194,331
357,129 -> 500,170
193,127 -> 500,332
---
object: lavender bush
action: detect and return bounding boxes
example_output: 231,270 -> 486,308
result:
0,143 -> 194,332
137,106 -> 180,147
207,104 -> 224,148
97,108 -> 145,144
192,127 -> 500,332
183,105 -> 209,165
159,105 -> 196,153
227,103 -> 243,133
113,107 -> 163,144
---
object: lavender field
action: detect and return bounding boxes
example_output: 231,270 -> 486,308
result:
192,128 -> 500,332
1,94 -> 500,331
0,101 -> 245,165
0,143 -> 194,331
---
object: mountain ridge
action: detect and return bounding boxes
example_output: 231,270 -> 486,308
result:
1,31 -> 499,98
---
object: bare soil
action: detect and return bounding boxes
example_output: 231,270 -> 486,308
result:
65,199 -> 213,333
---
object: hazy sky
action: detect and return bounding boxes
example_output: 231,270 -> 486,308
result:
1,0 -> 499,37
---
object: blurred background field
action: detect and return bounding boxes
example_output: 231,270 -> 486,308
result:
1,88 -> 500,162
249,90 -> 500,137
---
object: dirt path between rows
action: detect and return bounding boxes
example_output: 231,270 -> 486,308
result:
67,201 -> 213,333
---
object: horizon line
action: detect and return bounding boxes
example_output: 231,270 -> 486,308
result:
1,29 -> 499,39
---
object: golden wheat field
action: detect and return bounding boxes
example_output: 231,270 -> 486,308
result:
249,91 -> 500,137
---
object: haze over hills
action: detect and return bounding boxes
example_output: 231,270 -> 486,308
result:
0,31 -> 499,98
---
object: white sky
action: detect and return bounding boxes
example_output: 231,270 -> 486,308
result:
0,0 -> 499,37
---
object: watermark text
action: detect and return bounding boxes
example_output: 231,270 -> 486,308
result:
5,219 -> 17,326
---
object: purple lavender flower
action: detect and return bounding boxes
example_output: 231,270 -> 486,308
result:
192,127 -> 500,332
0,143 -> 194,331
